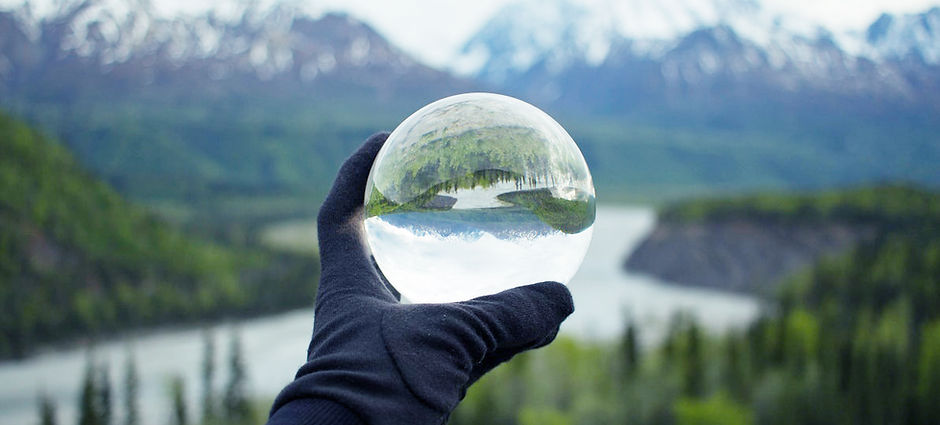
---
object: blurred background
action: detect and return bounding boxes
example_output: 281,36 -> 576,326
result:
0,0 -> 938,424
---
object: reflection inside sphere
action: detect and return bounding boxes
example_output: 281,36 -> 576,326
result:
364,93 -> 595,303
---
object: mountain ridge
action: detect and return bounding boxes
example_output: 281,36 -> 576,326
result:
457,0 -> 940,110
0,0 -> 471,102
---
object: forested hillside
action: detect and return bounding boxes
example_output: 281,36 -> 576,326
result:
659,185 -> 940,226
626,185 -> 939,292
452,186 -> 940,425
0,113 -> 319,359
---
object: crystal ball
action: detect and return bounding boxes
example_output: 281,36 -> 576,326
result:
363,93 -> 595,303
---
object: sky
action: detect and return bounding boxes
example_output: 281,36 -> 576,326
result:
1,0 -> 937,68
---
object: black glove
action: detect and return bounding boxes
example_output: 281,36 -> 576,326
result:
266,133 -> 574,425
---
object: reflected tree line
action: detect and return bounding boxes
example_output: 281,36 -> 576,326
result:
37,329 -> 259,425
366,168 -> 594,235
367,169 -> 545,215
395,126 -> 559,198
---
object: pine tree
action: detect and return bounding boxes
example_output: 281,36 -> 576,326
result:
916,321 -> 940,425
78,359 -> 100,425
223,331 -> 252,424
723,333 -> 748,400
170,376 -> 188,425
682,322 -> 705,398
123,350 -> 139,425
201,329 -> 217,424
97,364 -> 112,425
38,391 -> 57,425
622,321 -> 639,378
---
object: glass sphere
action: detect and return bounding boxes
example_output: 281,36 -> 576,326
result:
363,93 -> 595,303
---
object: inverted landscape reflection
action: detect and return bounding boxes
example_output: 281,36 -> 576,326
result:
363,93 -> 596,303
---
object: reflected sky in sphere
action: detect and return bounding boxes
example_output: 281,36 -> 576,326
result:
364,93 -> 595,303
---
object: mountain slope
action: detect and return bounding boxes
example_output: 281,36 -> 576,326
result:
0,0 -> 469,101
0,0 -> 475,204
454,0 -> 940,197
0,112 -> 318,358
865,7 -> 940,63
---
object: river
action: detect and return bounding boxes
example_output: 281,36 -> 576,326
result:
0,206 -> 761,425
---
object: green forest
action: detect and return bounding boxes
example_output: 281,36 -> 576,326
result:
37,329 -> 269,425
0,112 -> 320,359
4,105 -> 940,425
36,185 -> 940,425
7,95 -> 938,211
449,186 -> 940,425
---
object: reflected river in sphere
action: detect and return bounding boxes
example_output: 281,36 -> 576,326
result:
364,93 -> 595,303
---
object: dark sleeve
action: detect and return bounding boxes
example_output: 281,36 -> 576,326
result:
267,398 -> 365,425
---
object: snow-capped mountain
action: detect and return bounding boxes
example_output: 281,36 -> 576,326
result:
456,0 -> 940,109
865,7 -> 940,63
457,0 -> 798,81
0,0 -> 937,112
0,0 -> 466,100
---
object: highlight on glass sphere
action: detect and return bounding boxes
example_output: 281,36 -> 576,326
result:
363,92 -> 595,303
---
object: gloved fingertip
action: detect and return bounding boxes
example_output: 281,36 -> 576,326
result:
341,132 -> 388,181
515,281 -> 575,317
318,132 -> 390,227
364,132 -> 389,149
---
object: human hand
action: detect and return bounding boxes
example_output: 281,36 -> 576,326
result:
267,133 -> 574,425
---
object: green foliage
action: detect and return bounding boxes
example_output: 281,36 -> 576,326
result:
78,358 -> 112,425
169,376 -> 188,425
3,99 -> 405,203
451,336 -> 622,425
31,187 -> 936,425
722,334 -> 751,400
661,185 -> 940,227
517,407 -> 573,425
10,90 -> 940,209
782,310 -> 819,373
123,350 -> 139,425
563,111 -> 940,203
223,332 -> 253,425
682,322 -> 706,398
497,189 -> 595,234
674,393 -> 752,425
201,330 -> 217,424
367,174 -> 595,234
451,185 -> 940,425
0,112 -> 320,358
98,365 -> 113,425
917,320 -> 940,424
379,126 -> 564,202
622,321 -> 639,378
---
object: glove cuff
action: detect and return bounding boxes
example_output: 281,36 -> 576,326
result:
267,398 -> 364,425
